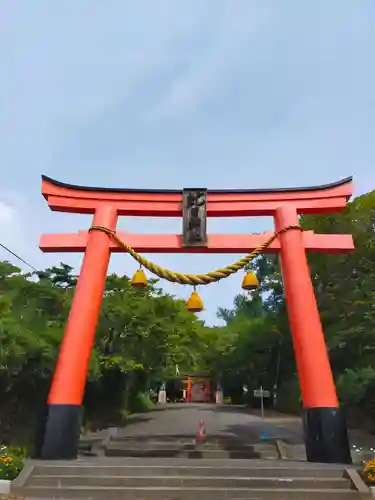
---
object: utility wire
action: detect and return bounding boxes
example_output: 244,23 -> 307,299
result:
0,242 -> 39,273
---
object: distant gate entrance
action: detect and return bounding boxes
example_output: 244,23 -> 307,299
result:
165,374 -> 214,403
185,374 -> 213,403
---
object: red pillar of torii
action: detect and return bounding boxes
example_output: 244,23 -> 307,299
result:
39,175 -> 354,464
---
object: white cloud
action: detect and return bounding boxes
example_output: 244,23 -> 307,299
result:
0,201 -> 17,225
0,193 -> 41,272
0,198 -> 25,259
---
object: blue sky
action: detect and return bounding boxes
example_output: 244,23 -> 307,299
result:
0,1 -> 374,325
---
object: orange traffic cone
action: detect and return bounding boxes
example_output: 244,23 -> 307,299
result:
196,420 -> 206,443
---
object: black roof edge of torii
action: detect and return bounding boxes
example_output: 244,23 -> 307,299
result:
41,174 -> 353,196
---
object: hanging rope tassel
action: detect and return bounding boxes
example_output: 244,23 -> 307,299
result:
131,267 -> 148,287
187,288 -> 204,312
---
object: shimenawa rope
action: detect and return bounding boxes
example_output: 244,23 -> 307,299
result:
89,224 -> 302,286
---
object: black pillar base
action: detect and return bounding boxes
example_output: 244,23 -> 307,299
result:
39,404 -> 82,460
303,407 -> 352,464
32,404 -> 50,459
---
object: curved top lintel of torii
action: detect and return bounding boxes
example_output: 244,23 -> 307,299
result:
41,174 -> 353,196
40,175 -> 353,217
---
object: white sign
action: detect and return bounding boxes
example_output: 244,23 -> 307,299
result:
253,385 -> 269,420
253,389 -> 270,398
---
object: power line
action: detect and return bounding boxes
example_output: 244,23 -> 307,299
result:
0,242 -> 39,273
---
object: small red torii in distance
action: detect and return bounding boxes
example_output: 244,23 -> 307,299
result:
38,175 -> 354,465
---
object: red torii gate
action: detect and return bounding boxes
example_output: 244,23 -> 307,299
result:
38,175 -> 354,464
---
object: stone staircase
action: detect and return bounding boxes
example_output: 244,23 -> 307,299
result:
12,457 -> 371,499
11,431 -> 372,498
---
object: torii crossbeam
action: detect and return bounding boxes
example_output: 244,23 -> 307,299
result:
38,175 -> 354,465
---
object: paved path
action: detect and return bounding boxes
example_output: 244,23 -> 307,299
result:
93,403 -> 375,463
108,404 -> 303,444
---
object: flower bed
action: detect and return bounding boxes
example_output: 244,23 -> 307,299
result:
0,446 -> 25,481
363,457 -> 375,496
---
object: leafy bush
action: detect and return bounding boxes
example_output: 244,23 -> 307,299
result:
129,392 -> 154,413
275,376 -> 301,414
0,445 -> 25,480
336,367 -> 375,408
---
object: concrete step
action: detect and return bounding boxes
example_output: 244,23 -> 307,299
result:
109,435 -> 264,441
12,458 -> 370,499
105,440 -> 265,449
104,444 -> 262,452
12,485 -> 371,499
31,464 -> 348,478
104,447 -> 263,458
27,474 -> 353,489
104,438 -> 279,459
26,456 -> 357,466
109,434 -> 239,441
106,436 -> 278,446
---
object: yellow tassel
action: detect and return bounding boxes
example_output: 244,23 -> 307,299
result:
241,271 -> 259,291
131,268 -> 148,287
187,290 -> 204,312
